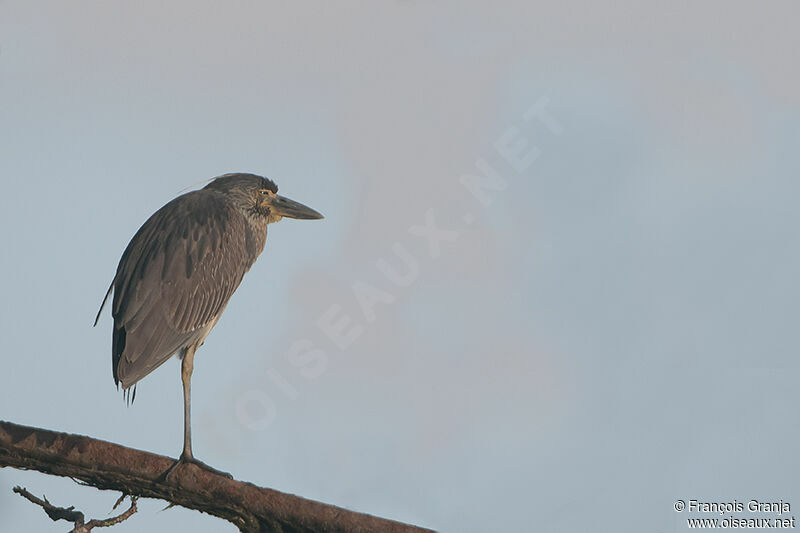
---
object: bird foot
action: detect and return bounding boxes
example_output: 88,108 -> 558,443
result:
162,454 -> 233,481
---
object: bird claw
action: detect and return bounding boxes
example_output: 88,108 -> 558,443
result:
185,457 -> 234,479
162,454 -> 233,481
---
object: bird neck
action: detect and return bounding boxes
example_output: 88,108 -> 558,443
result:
243,214 -> 268,265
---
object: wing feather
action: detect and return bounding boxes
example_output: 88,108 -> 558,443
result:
109,190 -> 252,388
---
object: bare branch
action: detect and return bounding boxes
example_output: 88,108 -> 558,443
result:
13,485 -> 86,524
0,420 -> 434,533
84,496 -> 138,530
12,486 -> 137,532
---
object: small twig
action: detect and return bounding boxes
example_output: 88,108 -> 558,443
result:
13,486 -> 85,524
160,501 -> 178,512
110,493 -> 126,511
13,486 -> 137,532
84,497 -> 138,530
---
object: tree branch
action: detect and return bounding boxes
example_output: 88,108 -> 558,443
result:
0,421 -> 434,533
13,486 -> 138,532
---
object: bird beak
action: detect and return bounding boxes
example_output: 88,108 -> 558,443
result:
269,195 -> 324,220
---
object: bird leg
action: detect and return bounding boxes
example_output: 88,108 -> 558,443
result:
162,345 -> 232,480
181,345 -> 195,460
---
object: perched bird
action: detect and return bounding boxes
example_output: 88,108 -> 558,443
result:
94,173 -> 323,473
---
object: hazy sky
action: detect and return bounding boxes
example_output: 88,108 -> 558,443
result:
2,2 -> 799,532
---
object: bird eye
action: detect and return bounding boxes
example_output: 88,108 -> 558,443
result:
259,189 -> 269,196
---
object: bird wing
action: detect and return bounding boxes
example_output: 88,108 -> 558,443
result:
108,190 -> 252,388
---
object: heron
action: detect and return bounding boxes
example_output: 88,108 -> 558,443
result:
94,173 -> 323,474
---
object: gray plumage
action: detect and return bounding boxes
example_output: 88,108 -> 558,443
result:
98,174 -> 270,388
94,173 -> 322,469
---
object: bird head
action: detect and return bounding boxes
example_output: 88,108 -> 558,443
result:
205,173 -> 324,223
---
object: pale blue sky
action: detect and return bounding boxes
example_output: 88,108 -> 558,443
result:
1,2 -> 799,532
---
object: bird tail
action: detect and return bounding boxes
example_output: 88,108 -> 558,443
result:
94,279 -> 114,326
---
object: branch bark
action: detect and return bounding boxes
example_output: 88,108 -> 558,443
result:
0,421 -> 434,533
